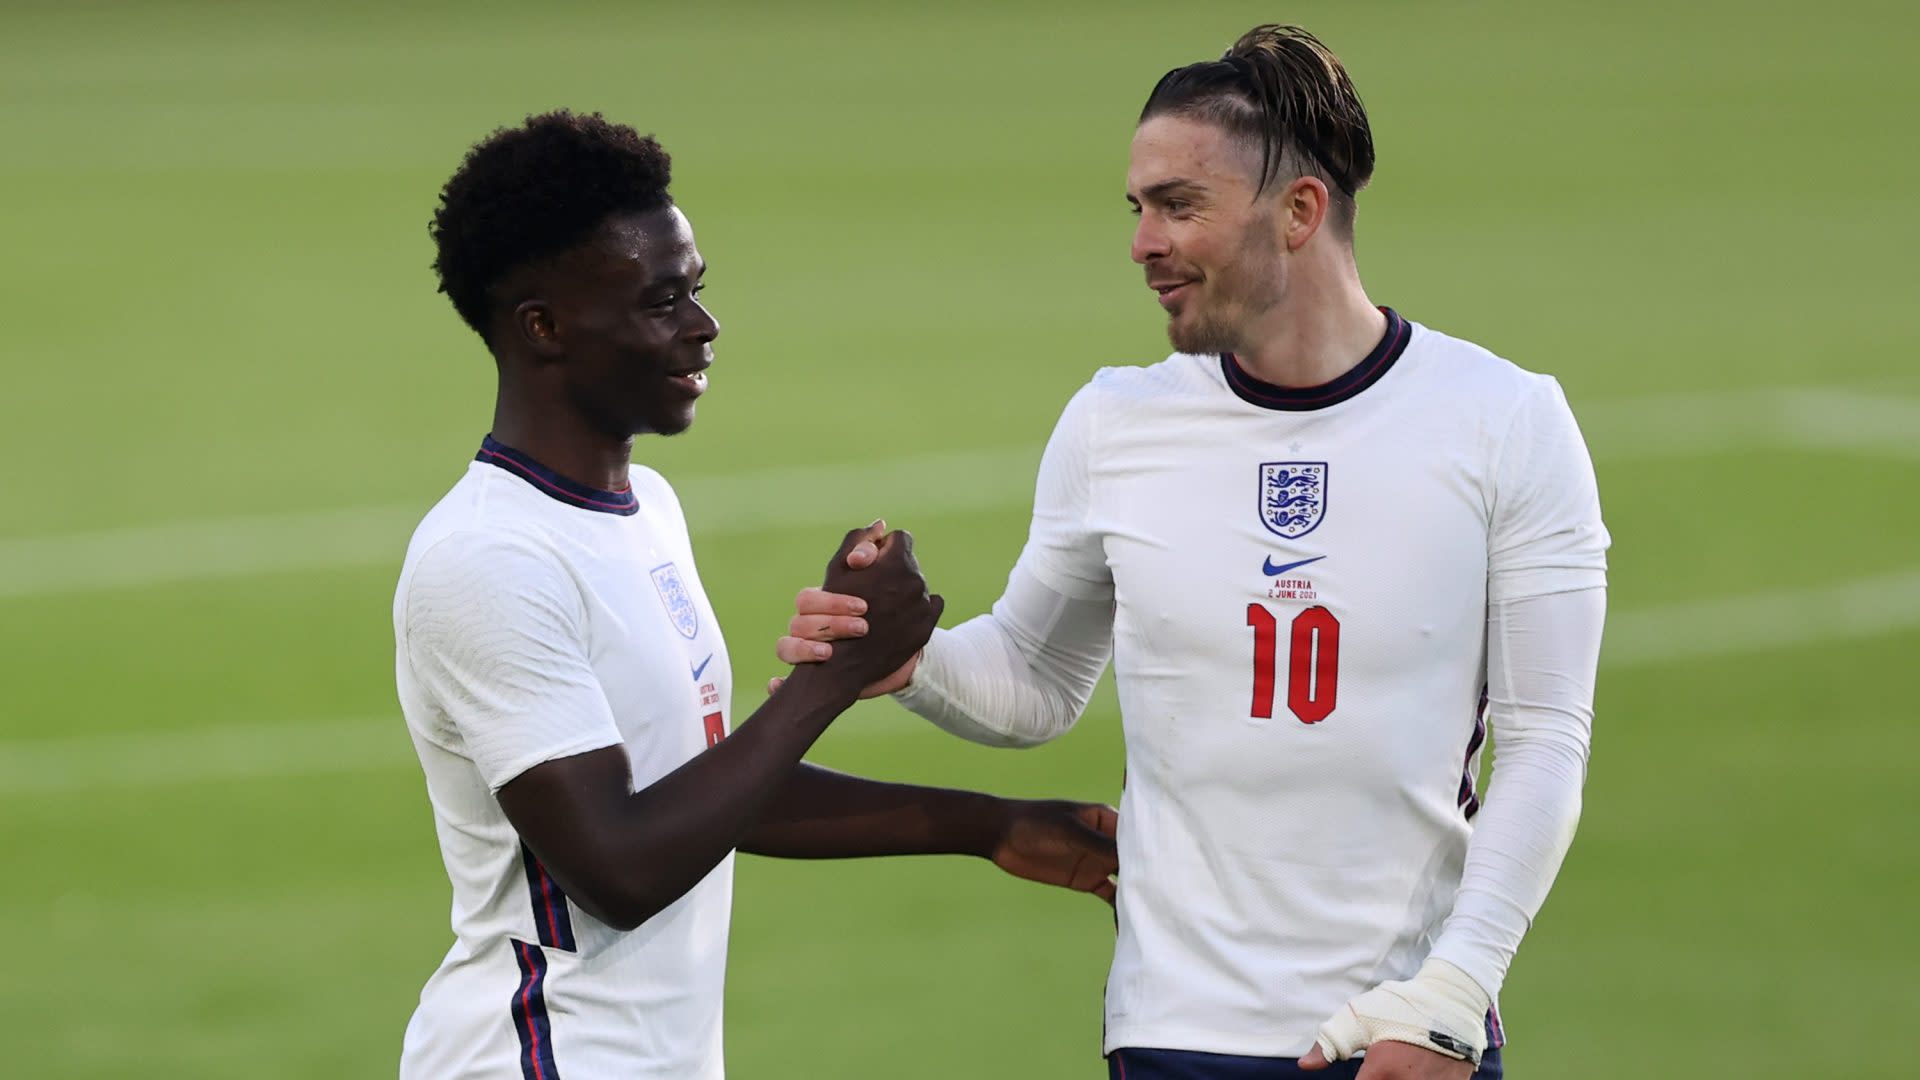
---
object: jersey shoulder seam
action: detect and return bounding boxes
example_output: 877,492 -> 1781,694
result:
402,525 -> 586,642
1484,372 -> 1566,526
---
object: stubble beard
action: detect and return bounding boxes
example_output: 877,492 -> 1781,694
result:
1167,300 -> 1241,357
1165,220 -> 1284,357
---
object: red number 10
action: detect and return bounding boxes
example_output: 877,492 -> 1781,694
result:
1246,604 -> 1341,724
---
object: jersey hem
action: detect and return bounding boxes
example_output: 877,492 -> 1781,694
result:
1104,1022 -> 1319,1060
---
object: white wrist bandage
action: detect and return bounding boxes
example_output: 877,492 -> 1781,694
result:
1314,958 -> 1491,1065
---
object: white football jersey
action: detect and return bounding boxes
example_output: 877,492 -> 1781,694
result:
393,437 -> 733,1079
1015,310 -> 1608,1057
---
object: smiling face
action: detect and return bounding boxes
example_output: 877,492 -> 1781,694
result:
1127,115 -> 1290,357
521,206 -> 719,438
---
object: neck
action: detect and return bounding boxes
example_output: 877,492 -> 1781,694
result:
490,396 -> 634,492
1231,256 -> 1382,387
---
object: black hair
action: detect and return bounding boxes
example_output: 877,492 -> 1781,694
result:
1141,25 -> 1375,232
430,109 -> 673,338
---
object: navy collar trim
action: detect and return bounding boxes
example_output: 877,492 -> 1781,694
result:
476,436 -> 639,516
1221,307 -> 1411,412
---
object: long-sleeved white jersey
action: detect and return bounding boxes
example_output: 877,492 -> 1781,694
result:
897,310 -> 1608,1057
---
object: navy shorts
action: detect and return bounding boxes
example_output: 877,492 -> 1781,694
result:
1107,1045 -> 1504,1080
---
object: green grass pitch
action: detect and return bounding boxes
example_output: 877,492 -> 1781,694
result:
2,1 -> 1916,1076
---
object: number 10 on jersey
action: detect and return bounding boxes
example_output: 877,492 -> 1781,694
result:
1246,604 -> 1340,724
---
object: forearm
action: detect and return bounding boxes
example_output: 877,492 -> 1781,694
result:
1429,586 -> 1605,996
894,563 -> 1112,746
1429,724 -> 1586,996
738,762 -> 1004,860
528,667 -> 859,928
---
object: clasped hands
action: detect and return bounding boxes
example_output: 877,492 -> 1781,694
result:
770,520 -> 927,699
775,520 -> 1117,908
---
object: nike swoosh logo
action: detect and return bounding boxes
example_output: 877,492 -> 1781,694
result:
691,653 -> 713,681
1262,555 -> 1325,577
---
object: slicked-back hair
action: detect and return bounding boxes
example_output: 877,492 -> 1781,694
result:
1141,25 -> 1375,234
430,110 -> 673,339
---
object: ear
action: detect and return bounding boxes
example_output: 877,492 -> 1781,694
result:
513,299 -> 565,359
1279,175 -> 1331,252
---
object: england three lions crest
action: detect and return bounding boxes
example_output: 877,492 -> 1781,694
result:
1259,462 -> 1328,539
650,562 -> 700,639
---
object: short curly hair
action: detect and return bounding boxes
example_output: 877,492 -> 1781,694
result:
430,110 -> 673,339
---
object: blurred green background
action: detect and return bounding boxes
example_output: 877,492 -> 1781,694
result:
3,0 -> 1917,1075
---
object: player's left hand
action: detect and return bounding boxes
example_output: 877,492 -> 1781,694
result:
1299,959 -> 1488,1079
987,799 -> 1119,906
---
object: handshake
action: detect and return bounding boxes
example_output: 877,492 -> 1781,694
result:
792,520 -> 944,700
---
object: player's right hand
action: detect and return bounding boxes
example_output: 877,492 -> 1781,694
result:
771,520 -> 925,698
800,523 -> 942,695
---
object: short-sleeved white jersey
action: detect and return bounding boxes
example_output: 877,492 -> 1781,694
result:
1014,310 -> 1608,1057
394,437 -> 733,1079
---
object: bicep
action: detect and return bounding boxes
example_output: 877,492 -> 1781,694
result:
901,560 -> 1112,746
1486,586 -> 1606,751
494,746 -> 638,911
992,557 -> 1115,686
1021,382 -> 1113,601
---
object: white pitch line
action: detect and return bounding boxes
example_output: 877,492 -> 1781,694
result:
0,717 -> 411,796
0,386 -> 1912,602
0,446 -> 1042,602
5,569 -> 1919,795
1600,568 -> 1920,667
0,504 -> 425,601
1771,388 -> 1920,462
1573,386 -> 1920,461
